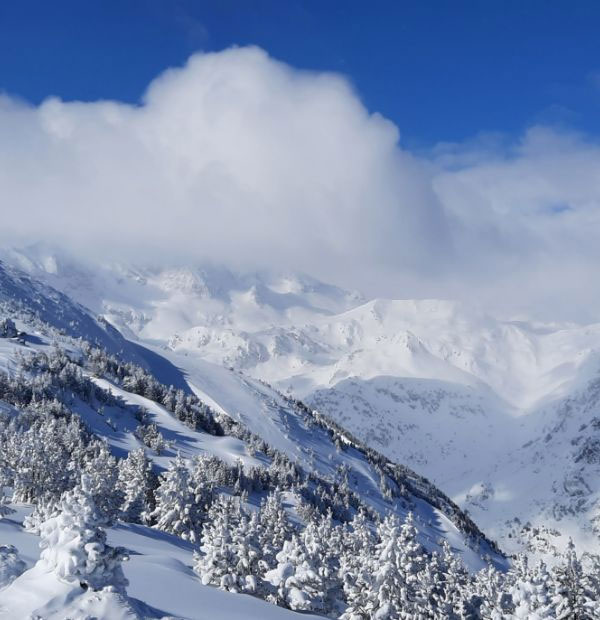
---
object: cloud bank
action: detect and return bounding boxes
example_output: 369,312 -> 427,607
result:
1,46 -> 599,320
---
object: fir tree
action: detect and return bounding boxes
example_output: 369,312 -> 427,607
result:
194,495 -> 241,591
264,533 -> 326,612
38,474 -> 128,591
0,488 -> 14,520
549,540 -> 599,620
82,440 -> 123,522
150,454 -> 198,542
117,448 -> 154,524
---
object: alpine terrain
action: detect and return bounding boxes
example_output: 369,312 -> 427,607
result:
0,248 -> 598,618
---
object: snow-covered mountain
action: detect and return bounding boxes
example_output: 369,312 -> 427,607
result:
0,257 -> 508,618
7,247 -> 600,559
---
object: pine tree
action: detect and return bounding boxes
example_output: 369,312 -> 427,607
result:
257,489 -> 293,571
82,440 -> 123,522
117,448 -> 154,523
0,488 -> 14,520
150,454 -> 197,542
264,533 -> 326,612
0,544 -> 25,589
549,540 -> 598,620
38,474 -> 128,591
194,495 -> 241,591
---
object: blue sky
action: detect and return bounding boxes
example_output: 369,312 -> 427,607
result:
2,2 -> 600,319
1,0 -> 599,145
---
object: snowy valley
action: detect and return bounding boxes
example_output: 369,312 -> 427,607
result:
0,258 -> 512,618
10,248 -> 600,556
0,252 -> 598,617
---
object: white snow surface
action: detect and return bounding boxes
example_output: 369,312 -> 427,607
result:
0,507 -> 322,620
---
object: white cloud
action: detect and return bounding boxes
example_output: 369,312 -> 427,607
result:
432,127 -> 600,319
1,46 -> 599,320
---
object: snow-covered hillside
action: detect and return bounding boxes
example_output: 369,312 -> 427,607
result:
1,506 -> 320,620
10,248 -> 600,557
0,259 -> 516,618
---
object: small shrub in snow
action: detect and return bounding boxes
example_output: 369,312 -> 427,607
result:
0,544 -> 25,588
0,489 -> 14,520
23,497 -> 60,534
135,422 -> 168,454
0,318 -> 18,339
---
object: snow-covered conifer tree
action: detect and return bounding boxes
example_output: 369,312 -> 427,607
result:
549,539 -> 599,619
0,318 -> 18,339
258,489 -> 293,570
430,539 -> 471,616
470,562 -> 508,619
82,440 -> 123,522
302,511 -> 342,613
341,512 -> 426,619
506,555 -> 554,619
189,454 -> 218,532
149,454 -> 197,542
0,544 -> 25,589
117,448 -> 154,523
23,496 -> 59,534
264,533 -> 325,612
231,508 -> 265,595
0,488 -> 14,520
339,510 -> 375,620
39,474 -> 128,591
194,495 -> 241,591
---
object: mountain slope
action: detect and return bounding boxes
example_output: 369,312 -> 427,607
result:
0,506 -> 322,620
0,260 -> 507,618
8,249 -> 600,555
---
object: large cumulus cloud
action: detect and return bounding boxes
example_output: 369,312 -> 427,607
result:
1,46 -> 599,320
